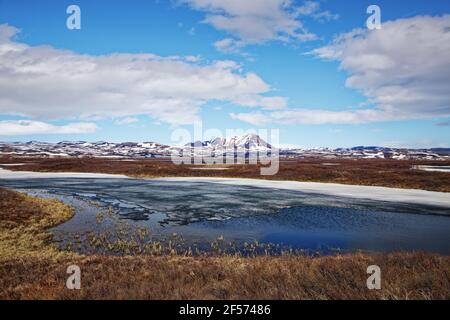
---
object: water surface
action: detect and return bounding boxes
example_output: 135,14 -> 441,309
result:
1,177 -> 450,255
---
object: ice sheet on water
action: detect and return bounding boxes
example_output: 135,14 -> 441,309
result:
1,177 -> 449,227
3,176 -> 450,255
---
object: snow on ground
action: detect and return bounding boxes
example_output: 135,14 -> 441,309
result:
413,165 -> 450,173
155,177 -> 450,208
0,168 -> 129,179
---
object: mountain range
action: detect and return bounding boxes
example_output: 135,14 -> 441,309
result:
1,134 -> 449,160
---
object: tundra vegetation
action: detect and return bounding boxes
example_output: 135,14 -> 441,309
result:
0,187 -> 449,300
1,157 -> 450,192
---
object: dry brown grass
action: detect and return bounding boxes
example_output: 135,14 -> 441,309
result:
0,188 -> 75,259
0,187 -> 449,300
0,188 -> 46,227
1,252 -> 449,300
2,157 -> 450,192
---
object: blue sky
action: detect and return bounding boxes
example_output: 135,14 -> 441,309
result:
0,0 -> 449,148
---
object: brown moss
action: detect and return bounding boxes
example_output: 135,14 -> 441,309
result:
0,188 -> 75,259
1,253 -> 449,300
2,157 -> 450,192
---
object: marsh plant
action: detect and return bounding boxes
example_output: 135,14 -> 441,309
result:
52,201 -> 322,257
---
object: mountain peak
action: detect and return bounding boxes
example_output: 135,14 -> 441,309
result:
185,134 -> 271,150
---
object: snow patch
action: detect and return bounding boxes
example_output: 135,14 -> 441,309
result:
413,165 -> 450,173
154,177 -> 450,208
0,168 -> 128,179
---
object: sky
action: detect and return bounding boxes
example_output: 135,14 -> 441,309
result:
0,0 -> 449,148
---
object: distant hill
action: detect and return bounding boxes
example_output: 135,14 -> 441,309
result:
1,136 -> 449,160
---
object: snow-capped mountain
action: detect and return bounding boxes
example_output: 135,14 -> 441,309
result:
187,133 -> 272,152
0,135 -> 449,160
281,146 -> 450,160
0,140 -> 173,158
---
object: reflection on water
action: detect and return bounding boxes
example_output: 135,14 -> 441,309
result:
1,177 -> 450,255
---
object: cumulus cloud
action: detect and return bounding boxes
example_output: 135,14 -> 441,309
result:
231,95 -> 287,110
232,15 -> 450,126
296,1 -> 339,22
180,0 -> 336,52
213,38 -> 245,54
0,24 -> 284,126
230,112 -> 270,126
310,15 -> 450,121
0,120 -> 97,136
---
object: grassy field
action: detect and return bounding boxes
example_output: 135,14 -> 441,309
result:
1,157 -> 450,192
0,188 -> 75,260
1,187 -> 449,300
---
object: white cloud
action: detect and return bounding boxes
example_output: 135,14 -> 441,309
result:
232,95 -> 287,110
230,112 -> 270,126
296,1 -> 338,22
311,15 -> 450,121
0,120 -> 97,136
213,38 -> 245,54
115,117 -> 139,125
180,0 -> 336,52
0,24 -> 284,126
296,1 -> 320,16
233,15 -> 450,126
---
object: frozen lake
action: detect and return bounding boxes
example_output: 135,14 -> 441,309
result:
1,173 -> 450,255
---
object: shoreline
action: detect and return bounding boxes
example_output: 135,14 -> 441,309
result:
1,167 -> 450,209
0,167 -> 129,179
